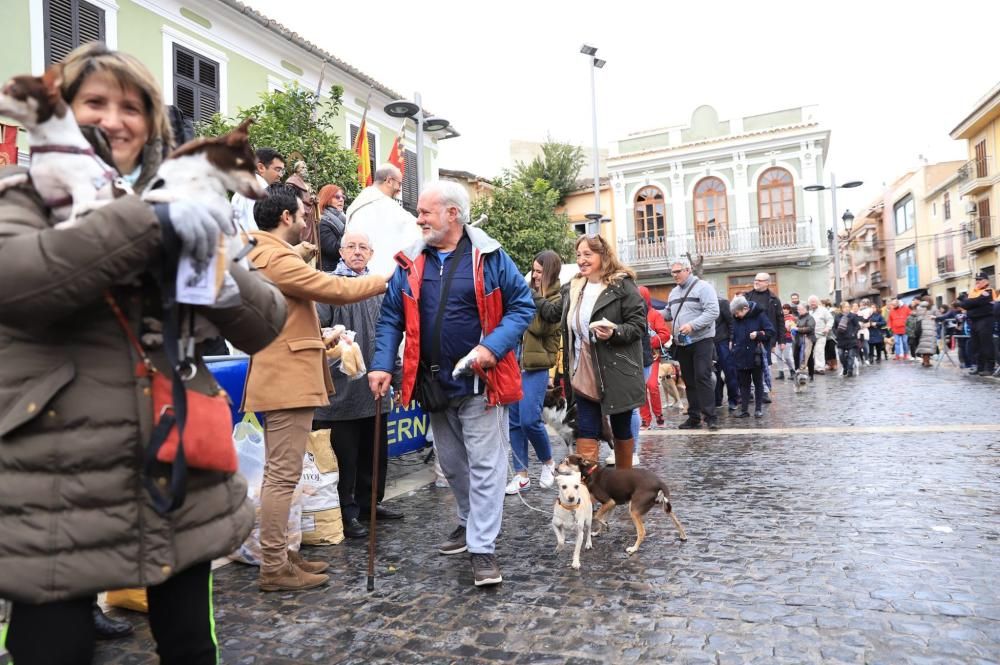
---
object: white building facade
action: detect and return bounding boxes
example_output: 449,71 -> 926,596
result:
608,104 -> 833,300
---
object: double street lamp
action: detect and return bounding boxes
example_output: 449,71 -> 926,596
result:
581,44 -> 606,235
805,175 -> 863,303
383,93 -> 453,201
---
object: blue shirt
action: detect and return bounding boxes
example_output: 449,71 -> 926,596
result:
419,243 -> 483,398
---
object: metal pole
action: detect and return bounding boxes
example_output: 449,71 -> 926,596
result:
366,394 -> 383,592
414,91 -> 424,202
829,172 -> 842,303
589,60 -> 601,235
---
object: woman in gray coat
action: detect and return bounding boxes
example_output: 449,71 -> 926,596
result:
914,304 -> 938,367
0,44 -> 285,663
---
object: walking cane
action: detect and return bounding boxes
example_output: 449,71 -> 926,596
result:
367,394 -> 383,592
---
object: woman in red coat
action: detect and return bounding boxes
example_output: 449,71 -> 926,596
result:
638,286 -> 671,428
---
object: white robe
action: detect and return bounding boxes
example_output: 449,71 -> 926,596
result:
345,186 -> 420,276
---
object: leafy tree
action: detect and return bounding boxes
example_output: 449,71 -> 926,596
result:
472,174 -> 575,272
196,84 -> 361,198
513,138 -> 586,204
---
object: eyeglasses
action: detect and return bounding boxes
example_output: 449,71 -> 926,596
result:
342,243 -> 371,253
333,194 -> 345,200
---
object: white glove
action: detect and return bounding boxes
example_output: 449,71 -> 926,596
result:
161,197 -> 233,263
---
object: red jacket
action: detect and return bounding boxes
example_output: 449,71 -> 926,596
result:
381,243 -> 530,407
888,305 -> 911,334
647,307 -> 671,357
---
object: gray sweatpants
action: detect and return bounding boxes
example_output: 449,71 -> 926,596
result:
429,396 -> 509,554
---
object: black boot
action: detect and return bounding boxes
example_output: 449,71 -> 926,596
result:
93,600 -> 134,640
343,518 -> 369,539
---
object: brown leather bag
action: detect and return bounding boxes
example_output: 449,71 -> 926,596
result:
570,290 -> 601,401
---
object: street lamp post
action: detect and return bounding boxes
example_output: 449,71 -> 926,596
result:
383,92 -> 452,202
581,44 -> 606,235
805,174 -> 863,303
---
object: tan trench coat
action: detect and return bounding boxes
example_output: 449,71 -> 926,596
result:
241,231 -> 386,413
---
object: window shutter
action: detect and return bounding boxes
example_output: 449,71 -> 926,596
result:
172,44 -> 220,124
402,149 -> 417,215
44,0 -> 105,67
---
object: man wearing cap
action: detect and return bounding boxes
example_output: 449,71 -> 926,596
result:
958,272 -> 997,376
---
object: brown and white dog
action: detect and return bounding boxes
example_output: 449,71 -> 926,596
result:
659,359 -> 687,409
0,65 -> 121,226
559,454 -> 687,555
551,470 -> 593,570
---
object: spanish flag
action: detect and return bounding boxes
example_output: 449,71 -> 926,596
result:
353,116 -> 372,188
388,125 -> 405,178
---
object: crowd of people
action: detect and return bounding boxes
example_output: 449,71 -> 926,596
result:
1,42 -> 999,665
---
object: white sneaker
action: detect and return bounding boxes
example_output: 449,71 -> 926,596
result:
539,463 -> 555,489
605,451 -> 616,465
632,453 -> 640,466
505,476 -> 530,495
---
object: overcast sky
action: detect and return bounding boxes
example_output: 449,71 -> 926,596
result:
244,0 -> 999,214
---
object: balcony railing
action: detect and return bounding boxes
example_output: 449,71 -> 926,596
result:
871,270 -> 886,286
618,219 -> 813,267
957,157 -> 992,196
966,216 -> 997,243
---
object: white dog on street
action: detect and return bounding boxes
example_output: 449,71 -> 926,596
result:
551,471 -> 593,570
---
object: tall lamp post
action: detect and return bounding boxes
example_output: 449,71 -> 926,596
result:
805,174 -> 863,303
383,92 -> 452,202
581,44 -> 606,235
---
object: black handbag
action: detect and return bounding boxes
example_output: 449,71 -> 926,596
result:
416,235 -> 469,413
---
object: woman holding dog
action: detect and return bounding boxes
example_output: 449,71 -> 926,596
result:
0,43 -> 286,663
562,234 -> 646,469
506,250 -> 563,494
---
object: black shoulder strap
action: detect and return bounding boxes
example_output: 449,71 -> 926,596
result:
427,234 -> 470,375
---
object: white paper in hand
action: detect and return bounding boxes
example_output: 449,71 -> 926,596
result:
176,254 -> 219,305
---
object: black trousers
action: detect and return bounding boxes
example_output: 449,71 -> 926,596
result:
969,317 -> 996,371
6,561 -> 216,665
314,415 -> 388,522
675,338 -> 716,421
869,339 -> 887,362
737,367 -> 764,412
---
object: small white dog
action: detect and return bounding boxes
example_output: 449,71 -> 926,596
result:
551,471 -> 593,570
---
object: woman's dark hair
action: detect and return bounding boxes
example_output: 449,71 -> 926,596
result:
533,249 -> 562,295
254,183 -> 301,231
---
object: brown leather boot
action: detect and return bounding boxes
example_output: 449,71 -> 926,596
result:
614,438 -> 634,470
259,562 -> 329,592
575,438 -> 599,463
287,548 -> 330,574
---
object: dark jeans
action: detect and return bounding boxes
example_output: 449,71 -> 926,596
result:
714,340 -> 739,407
7,562 -> 215,665
737,367 -> 764,412
869,339 -> 887,362
838,346 -> 856,375
314,416 -> 388,522
675,338 -> 716,422
576,394 -> 632,440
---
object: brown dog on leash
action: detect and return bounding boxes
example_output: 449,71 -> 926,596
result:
559,454 -> 687,555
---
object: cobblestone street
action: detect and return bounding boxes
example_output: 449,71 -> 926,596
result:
88,362 -> 1000,663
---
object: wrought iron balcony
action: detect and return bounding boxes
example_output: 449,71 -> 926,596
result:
965,215 -> 998,252
957,156 -> 992,196
617,219 -> 814,268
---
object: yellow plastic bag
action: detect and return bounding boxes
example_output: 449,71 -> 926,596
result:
105,588 -> 148,613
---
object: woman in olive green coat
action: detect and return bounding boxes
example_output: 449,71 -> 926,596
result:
506,250 -> 563,494
562,235 -> 646,468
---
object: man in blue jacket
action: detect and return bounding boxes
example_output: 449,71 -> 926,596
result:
369,181 -> 534,587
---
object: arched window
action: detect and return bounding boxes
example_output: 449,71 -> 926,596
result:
694,177 -> 729,253
757,167 -> 796,247
757,167 -> 795,222
634,186 -> 666,243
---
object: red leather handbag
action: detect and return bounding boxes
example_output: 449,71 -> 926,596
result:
106,292 -> 236,513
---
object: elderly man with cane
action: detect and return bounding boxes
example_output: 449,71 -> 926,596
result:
314,230 -> 403,541
369,180 -> 533,587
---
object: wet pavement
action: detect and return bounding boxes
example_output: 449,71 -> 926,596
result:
31,361 -> 1000,663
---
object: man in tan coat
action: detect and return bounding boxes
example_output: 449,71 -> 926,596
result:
243,184 -> 388,592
